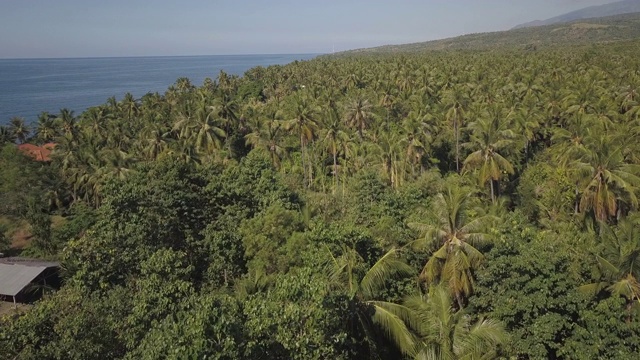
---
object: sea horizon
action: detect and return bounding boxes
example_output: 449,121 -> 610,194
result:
0,53 -> 323,61
0,53 -> 319,125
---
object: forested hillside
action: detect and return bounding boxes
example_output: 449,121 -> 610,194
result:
347,12 -> 640,53
2,38 -> 640,359
514,0 -> 640,29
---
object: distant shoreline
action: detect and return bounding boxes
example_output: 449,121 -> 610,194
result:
0,53 -> 323,61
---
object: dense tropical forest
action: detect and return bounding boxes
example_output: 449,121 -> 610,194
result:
2,36 -> 640,359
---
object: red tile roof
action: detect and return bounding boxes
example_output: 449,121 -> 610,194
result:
17,143 -> 55,162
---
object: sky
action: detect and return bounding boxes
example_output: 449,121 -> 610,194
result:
0,0 -> 616,58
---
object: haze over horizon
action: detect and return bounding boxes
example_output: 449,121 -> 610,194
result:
0,0 -> 617,59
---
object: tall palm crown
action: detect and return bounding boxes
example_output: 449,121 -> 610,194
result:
285,95 -> 318,187
462,107 -> 516,203
35,112 -> 58,144
329,247 -> 418,357
194,101 -> 227,155
406,286 -> 508,360
441,87 -> 469,172
140,123 -> 171,161
570,131 -> 640,221
344,95 -> 375,139
411,184 -> 492,308
320,106 -> 350,190
371,131 -> 405,188
245,107 -> 287,169
580,217 -> 640,320
8,116 -> 30,144
56,108 -> 77,139
0,126 -> 16,145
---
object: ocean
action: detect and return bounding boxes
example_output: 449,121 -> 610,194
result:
0,54 -> 318,125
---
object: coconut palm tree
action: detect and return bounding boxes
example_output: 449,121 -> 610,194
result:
328,246 -> 418,357
442,87 -> 469,172
193,104 -> 227,156
372,131 -> 405,188
99,148 -> 136,181
410,183 -> 493,308
320,106 -> 350,191
140,123 -> 172,161
513,105 -> 541,158
172,112 -> 196,141
81,107 -> 110,141
580,217 -> 640,321
462,108 -> 516,203
285,95 -> 318,188
34,111 -> 58,144
210,92 -> 239,129
569,131 -> 640,221
245,109 -> 287,170
161,142 -> 201,166
8,116 -> 30,144
343,72 -> 362,92
616,85 -> 639,115
378,83 -> 397,123
344,94 -> 375,139
406,285 -> 508,360
403,98 -> 435,176
120,92 -> 140,121
0,126 -> 16,145
56,108 -> 77,139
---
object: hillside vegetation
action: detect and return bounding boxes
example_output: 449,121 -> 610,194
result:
345,12 -> 640,53
514,0 -> 640,29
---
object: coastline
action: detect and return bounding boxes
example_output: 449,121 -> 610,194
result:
0,53 -> 319,125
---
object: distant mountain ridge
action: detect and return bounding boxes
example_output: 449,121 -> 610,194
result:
513,0 -> 640,29
340,12 -> 640,54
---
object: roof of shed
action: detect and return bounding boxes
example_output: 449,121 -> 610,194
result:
0,257 -> 60,268
0,264 -> 49,297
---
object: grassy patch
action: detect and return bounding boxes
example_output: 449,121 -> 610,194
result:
1,215 -> 67,251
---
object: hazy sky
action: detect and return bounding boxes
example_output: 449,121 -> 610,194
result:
0,0 -> 615,58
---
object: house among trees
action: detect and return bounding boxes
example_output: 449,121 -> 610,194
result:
0,257 -> 60,306
16,143 -> 55,162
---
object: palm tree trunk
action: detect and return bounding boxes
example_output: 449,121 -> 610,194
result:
455,292 -> 464,310
270,150 -> 276,170
455,120 -> 460,173
574,182 -> 580,214
301,133 -> 306,188
490,180 -> 495,204
308,146 -> 314,187
333,150 -> 338,194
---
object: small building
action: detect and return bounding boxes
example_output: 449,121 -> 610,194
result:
0,257 -> 60,305
17,143 -> 56,162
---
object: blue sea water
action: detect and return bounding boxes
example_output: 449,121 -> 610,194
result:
0,54 -> 318,125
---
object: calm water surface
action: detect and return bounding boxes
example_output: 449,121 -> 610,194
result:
0,54 -> 318,125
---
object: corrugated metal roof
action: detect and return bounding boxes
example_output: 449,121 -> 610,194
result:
0,264 -> 48,297
0,257 -> 59,268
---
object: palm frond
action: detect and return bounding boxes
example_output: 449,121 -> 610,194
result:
369,301 -> 418,357
361,248 -> 413,299
607,275 -> 640,301
578,282 -> 609,297
454,318 -> 509,359
595,254 -> 621,278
